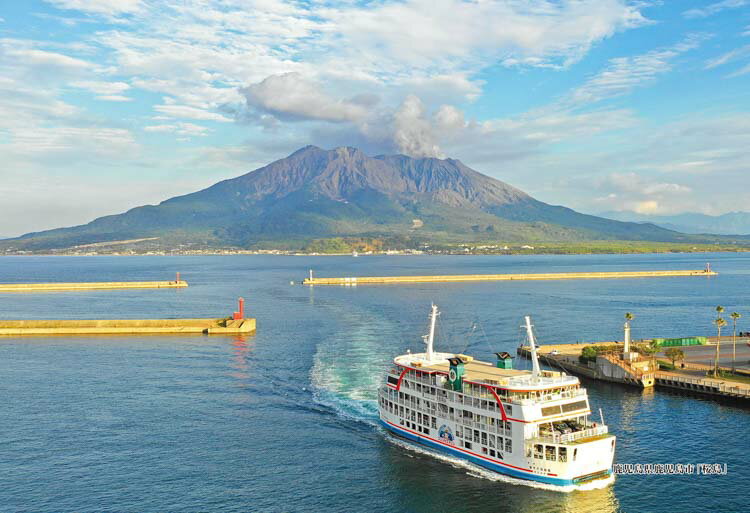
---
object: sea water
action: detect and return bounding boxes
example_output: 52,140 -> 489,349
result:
0,253 -> 748,512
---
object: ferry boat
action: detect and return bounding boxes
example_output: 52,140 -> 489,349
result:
378,305 -> 616,489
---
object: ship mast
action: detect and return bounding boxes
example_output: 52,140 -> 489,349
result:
524,316 -> 541,382
424,303 -> 439,362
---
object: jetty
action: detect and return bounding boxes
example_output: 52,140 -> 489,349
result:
302,268 -> 716,286
0,273 -> 187,292
0,298 -> 255,337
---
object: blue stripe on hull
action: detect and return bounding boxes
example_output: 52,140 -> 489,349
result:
381,419 -> 576,487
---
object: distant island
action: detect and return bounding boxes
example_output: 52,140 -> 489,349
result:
2,146 -> 749,255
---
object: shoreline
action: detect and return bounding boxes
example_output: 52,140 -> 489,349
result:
2,248 -> 749,257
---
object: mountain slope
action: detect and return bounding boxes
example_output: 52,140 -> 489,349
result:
3,146 -> 692,251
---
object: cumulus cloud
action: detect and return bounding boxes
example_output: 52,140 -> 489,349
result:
239,72 -> 372,123
594,172 -> 692,214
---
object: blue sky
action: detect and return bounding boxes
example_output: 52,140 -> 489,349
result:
1,0 -> 749,236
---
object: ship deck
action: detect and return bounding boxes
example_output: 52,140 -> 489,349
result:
397,352 -> 579,389
428,360 -> 528,383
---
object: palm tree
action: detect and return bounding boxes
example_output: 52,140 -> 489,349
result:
713,317 -> 727,377
731,312 -> 741,372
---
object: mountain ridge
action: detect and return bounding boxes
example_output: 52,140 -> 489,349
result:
599,210 -> 750,236
3,146 -> 695,251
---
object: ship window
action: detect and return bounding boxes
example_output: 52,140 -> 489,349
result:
559,447 -> 567,462
545,446 -> 556,461
573,449 -> 578,461
534,444 -> 543,459
464,441 -> 472,450
387,375 -> 399,386
432,417 -> 437,429
505,405 -> 512,415
490,449 -> 496,457
481,431 -> 487,445
473,429 -> 480,443
542,405 -> 562,416
561,400 -> 588,413
482,447 -> 488,455
505,438 -> 512,453
489,436 -> 495,448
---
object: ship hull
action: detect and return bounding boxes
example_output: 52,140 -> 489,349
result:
380,419 -> 606,488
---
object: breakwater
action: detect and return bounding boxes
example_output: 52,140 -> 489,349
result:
0,279 -> 187,292
0,317 -> 255,336
303,268 -> 717,285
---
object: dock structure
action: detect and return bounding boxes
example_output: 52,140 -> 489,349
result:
518,340 -> 750,402
302,268 -> 717,286
517,344 -> 656,388
654,371 -> 750,400
0,274 -> 188,292
0,298 -> 255,337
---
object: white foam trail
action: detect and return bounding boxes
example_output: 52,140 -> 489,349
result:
310,309 -> 395,426
383,432 -> 615,493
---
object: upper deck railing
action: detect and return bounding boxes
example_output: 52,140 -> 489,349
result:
387,368 -> 586,406
533,425 -> 609,444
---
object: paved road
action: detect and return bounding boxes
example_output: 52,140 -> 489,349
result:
663,342 -> 750,371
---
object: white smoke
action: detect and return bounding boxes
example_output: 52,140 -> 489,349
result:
392,95 -> 445,158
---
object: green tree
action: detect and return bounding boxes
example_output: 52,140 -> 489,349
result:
713,317 -> 727,377
579,346 -> 600,364
731,312 -> 741,372
665,347 -> 684,368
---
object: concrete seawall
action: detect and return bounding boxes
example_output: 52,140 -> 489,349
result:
0,281 -> 188,292
0,317 -> 255,336
304,269 -> 717,286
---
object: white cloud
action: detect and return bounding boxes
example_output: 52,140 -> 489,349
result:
2,126 -> 137,161
153,104 -> 232,123
71,80 -> 130,95
240,72 -> 371,123
331,0 -> 648,71
728,62 -> 750,76
44,0 -> 143,16
144,122 -> 210,137
96,94 -> 132,102
683,0 -> 749,19
705,44 -> 750,69
591,173 -> 692,214
566,36 -> 706,106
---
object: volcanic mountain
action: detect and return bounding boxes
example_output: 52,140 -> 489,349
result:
5,145 -> 690,250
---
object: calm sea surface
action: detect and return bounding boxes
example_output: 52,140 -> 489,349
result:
1,253 -> 748,513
